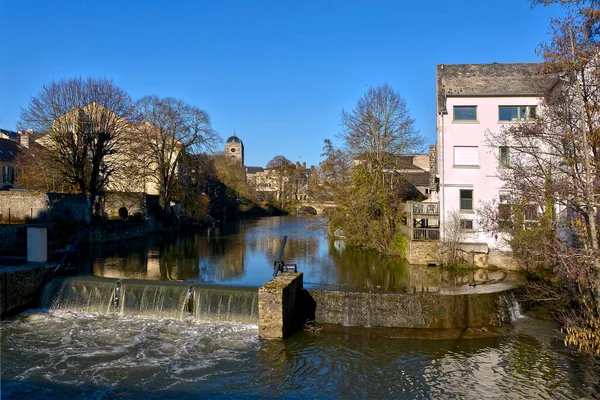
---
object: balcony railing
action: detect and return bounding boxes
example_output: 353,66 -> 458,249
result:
412,202 -> 439,216
412,228 -> 440,241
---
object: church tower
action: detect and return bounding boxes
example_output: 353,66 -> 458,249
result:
225,131 -> 244,165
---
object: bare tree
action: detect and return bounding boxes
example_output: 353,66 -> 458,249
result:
340,82 -> 422,179
19,77 -> 135,218
318,138 -> 351,199
475,0 -> 600,356
14,141 -> 74,193
266,155 -> 292,169
482,2 -> 600,310
328,84 -> 423,253
134,96 -> 220,213
438,211 -> 470,267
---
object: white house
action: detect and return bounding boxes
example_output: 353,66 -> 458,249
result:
436,62 -> 558,264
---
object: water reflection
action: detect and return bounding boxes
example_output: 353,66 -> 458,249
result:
80,216 -> 522,291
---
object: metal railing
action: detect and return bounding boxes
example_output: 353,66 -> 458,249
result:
412,202 -> 439,215
412,228 -> 440,241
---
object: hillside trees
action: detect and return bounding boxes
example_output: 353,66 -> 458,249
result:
327,83 -> 423,253
19,77 -> 135,218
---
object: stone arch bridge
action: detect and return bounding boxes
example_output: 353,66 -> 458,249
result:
296,201 -> 337,215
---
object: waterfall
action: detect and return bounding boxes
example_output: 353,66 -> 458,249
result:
500,291 -> 524,323
41,277 -> 116,313
119,280 -> 190,319
40,277 -> 258,323
194,286 -> 258,324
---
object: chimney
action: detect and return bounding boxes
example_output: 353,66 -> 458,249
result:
18,130 -> 30,149
429,144 -> 437,192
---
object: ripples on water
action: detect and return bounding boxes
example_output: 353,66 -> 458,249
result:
2,310 -> 598,399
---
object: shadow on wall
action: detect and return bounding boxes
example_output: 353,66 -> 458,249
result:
0,192 -> 88,223
295,289 -> 317,327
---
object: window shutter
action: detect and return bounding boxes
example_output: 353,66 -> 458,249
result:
454,147 -> 478,166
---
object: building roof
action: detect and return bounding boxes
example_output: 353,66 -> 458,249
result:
400,171 -> 431,187
436,62 -> 559,113
0,128 -> 18,141
225,133 -> 243,145
0,138 -> 22,162
394,155 -> 425,170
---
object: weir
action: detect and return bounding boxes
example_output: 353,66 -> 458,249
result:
41,277 -> 259,323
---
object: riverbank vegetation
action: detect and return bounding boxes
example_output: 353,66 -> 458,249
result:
321,83 -> 423,254
479,0 -> 600,357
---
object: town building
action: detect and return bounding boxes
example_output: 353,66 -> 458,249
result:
31,103 -> 180,197
393,150 -> 437,199
0,129 -> 32,190
436,62 -> 557,264
0,138 -> 21,190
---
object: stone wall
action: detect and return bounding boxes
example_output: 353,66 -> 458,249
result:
88,222 -> 149,243
406,240 -> 438,265
103,192 -> 145,219
0,225 -> 24,254
309,289 -> 507,329
0,192 -> 88,223
0,192 -> 49,223
0,263 -> 54,317
48,193 -> 89,222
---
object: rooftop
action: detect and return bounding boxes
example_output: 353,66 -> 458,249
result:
226,133 -> 243,145
436,62 -> 559,113
0,129 -> 18,141
400,170 -> 430,187
0,138 -> 22,162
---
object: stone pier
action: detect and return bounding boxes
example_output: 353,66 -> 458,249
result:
1,263 -> 54,317
258,272 -> 303,339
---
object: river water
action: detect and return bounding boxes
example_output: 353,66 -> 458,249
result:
1,216 -> 599,398
75,216 -> 519,292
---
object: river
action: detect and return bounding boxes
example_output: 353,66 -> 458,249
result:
1,216 -> 598,398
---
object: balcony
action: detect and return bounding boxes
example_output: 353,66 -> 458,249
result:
412,202 -> 439,216
407,201 -> 440,241
412,228 -> 440,241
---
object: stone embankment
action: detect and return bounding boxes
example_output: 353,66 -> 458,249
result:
258,272 -> 520,339
0,263 -> 54,317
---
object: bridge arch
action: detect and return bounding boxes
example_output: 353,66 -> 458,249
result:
295,201 -> 338,216
298,206 -> 318,215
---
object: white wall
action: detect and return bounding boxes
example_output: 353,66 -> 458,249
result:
438,95 -> 540,250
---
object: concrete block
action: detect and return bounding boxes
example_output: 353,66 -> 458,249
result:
258,272 -> 303,339
27,227 -> 47,263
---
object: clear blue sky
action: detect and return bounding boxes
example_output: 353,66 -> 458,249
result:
0,0 -> 562,168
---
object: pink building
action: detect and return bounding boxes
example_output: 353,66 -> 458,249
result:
436,63 -> 557,265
